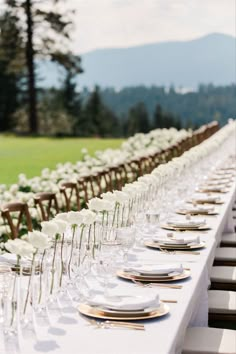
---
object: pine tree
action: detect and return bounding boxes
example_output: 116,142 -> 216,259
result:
4,0 -> 82,134
126,102 -> 150,136
0,10 -> 24,131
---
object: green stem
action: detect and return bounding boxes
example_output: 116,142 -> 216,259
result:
23,252 -> 36,315
78,224 -> 85,265
10,271 -> 17,326
59,233 -> 65,288
112,203 -> 118,227
92,222 -> 96,259
68,225 -> 76,280
102,211 -> 105,226
116,204 -> 120,228
121,204 -> 125,227
38,250 -> 46,305
50,236 -> 58,294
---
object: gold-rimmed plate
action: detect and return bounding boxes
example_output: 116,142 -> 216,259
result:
197,188 -> 229,194
176,209 -> 218,216
187,199 -> 224,205
78,302 -> 169,321
145,240 -> 205,251
160,223 -> 210,231
117,269 -> 191,283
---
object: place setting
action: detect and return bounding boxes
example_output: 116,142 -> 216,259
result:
78,292 -> 170,324
116,262 -> 191,283
187,193 -> 224,205
175,203 -> 218,216
196,184 -> 230,194
159,216 -> 210,232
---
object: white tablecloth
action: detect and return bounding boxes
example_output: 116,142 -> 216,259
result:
8,181 -> 233,354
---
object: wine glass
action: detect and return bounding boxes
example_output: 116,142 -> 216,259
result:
116,227 -> 135,265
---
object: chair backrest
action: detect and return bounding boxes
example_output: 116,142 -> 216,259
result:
34,192 -> 59,221
1,202 -> 33,239
60,182 -> 81,211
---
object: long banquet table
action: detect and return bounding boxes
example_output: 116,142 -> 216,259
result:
7,179 -> 235,354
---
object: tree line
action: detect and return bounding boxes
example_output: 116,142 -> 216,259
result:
0,1 -> 234,137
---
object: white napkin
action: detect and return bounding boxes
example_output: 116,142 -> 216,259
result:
87,294 -> 160,311
180,205 -> 214,213
153,235 -> 200,245
166,217 -> 206,227
198,186 -> 227,192
123,263 -> 183,275
192,194 -> 221,202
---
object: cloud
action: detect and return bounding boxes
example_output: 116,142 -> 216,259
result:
63,0 -> 236,53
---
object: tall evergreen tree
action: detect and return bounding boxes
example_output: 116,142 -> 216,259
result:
60,55 -> 83,135
153,104 -> 164,129
0,10 -> 24,131
126,102 -> 150,136
4,0 -> 82,134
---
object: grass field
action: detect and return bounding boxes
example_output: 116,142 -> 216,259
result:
0,136 -> 124,185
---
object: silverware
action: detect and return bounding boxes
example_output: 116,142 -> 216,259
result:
160,248 -> 200,255
132,280 -> 182,289
85,318 -> 145,330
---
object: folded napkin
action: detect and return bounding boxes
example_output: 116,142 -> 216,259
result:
153,235 -> 200,245
87,294 -> 159,311
123,263 -> 183,275
198,186 -> 227,192
192,195 -> 221,202
166,218 -> 206,228
180,205 -> 214,213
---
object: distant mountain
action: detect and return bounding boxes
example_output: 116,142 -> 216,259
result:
38,33 -> 235,89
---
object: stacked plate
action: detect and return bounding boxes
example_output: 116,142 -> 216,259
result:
160,217 -> 209,231
176,204 -> 217,216
146,234 -> 205,251
188,194 -> 223,205
196,185 -> 229,193
78,294 -> 169,320
117,263 -> 191,283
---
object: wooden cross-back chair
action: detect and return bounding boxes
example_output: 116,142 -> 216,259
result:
1,202 -> 33,239
34,192 -> 59,221
94,170 -> 112,195
60,182 -> 81,211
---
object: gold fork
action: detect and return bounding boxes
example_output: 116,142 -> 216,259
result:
86,318 -> 145,330
160,248 -> 200,255
132,280 -> 182,289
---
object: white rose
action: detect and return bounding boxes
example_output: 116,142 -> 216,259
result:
101,192 -> 116,203
52,219 -> 68,233
55,212 -> 68,222
9,184 -> 19,194
28,230 -> 51,250
5,239 -> 35,258
87,198 -> 114,212
113,191 -> 129,204
79,209 -> 96,225
41,220 -> 59,237
67,211 -> 84,225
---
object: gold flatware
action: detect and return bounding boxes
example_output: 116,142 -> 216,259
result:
132,280 -> 182,289
161,300 -> 177,303
85,318 -> 145,330
159,248 -> 200,255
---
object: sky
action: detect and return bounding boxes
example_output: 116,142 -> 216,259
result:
68,0 -> 236,54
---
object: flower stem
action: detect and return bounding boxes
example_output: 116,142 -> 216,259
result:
68,225 -> 76,279
23,252 -> 36,315
50,236 -> 58,295
38,250 -> 46,304
59,233 -> 65,288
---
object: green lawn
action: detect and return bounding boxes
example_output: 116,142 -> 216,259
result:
0,136 -> 124,185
